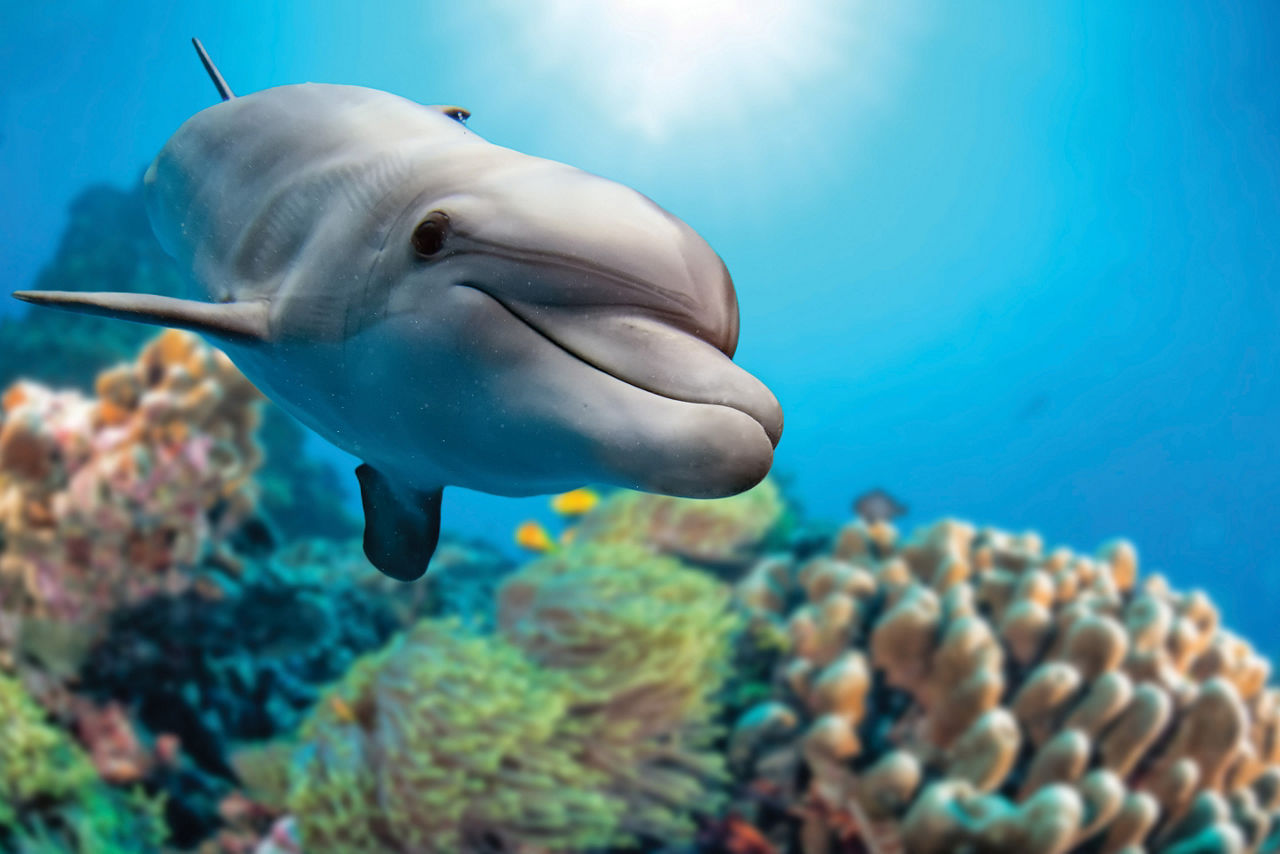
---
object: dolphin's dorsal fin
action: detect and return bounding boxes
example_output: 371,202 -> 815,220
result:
356,464 -> 443,581
11,291 -> 270,343
192,38 -> 235,101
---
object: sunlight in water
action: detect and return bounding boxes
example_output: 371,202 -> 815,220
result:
510,0 -> 865,141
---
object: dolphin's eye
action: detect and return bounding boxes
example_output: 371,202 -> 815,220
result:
443,106 -> 470,124
411,211 -> 450,258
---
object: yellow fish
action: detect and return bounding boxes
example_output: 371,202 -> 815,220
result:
515,520 -> 556,553
551,487 -> 600,517
329,695 -> 356,723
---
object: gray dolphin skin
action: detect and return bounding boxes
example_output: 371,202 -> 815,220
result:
12,39 -> 783,581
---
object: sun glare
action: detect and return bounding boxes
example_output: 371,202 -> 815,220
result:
509,0 -> 853,141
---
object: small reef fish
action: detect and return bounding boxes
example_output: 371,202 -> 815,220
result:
14,39 -> 783,582
551,487 -> 600,517
328,696 -> 356,724
515,520 -> 556,553
853,488 -> 908,524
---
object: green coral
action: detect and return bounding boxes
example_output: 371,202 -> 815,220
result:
0,674 -> 166,853
0,675 -> 96,829
499,543 -> 738,838
5,788 -> 166,854
273,545 -> 738,853
284,621 -> 623,853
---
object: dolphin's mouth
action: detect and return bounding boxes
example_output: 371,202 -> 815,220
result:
461,284 -> 782,448
449,243 -> 739,358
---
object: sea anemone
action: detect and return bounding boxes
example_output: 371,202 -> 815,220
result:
267,542 -> 739,852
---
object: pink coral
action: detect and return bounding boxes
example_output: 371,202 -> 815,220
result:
0,330 -> 262,656
71,697 -> 152,785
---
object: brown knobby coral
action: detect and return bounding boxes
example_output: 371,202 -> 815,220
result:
0,330 -> 262,660
730,517 -> 1280,853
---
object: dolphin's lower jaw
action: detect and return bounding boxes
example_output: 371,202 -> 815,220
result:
459,283 -> 780,497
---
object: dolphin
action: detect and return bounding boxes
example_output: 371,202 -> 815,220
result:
12,39 -> 783,581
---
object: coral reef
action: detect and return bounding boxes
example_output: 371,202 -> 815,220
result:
6,201 -> 1279,854
729,517 -> 1280,853
0,672 -> 166,853
572,478 -> 787,572
0,324 -> 510,850
264,534 -> 515,628
80,544 -> 427,761
82,573 -> 377,764
498,543 -> 740,839
283,620 -> 626,853
258,543 -> 738,853
0,181 -> 357,543
0,330 -> 259,665
0,330 -> 261,662
423,535 -> 518,627
75,539 -> 440,848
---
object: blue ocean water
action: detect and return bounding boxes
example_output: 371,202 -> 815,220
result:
1,1 -> 1276,648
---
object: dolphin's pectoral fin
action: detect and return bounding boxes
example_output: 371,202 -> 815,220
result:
11,291 -> 269,343
355,464 -> 443,582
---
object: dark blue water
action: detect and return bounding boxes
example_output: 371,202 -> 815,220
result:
2,2 -> 1277,647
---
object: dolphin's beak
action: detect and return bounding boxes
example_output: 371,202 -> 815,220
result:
473,290 -> 783,448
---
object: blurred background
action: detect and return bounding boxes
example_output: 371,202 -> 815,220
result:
2,1 -> 1277,644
